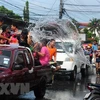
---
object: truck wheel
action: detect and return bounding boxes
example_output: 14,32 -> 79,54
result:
81,65 -> 88,78
0,96 -> 5,100
0,96 -> 12,100
70,67 -> 77,81
34,79 -> 46,98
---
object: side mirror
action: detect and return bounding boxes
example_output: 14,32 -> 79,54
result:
13,64 -> 23,70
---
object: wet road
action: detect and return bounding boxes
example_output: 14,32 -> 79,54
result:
14,67 -> 98,100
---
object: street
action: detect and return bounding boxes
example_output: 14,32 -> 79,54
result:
12,67 -> 97,100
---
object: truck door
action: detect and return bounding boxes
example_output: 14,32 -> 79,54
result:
24,49 -> 35,87
11,51 -> 28,83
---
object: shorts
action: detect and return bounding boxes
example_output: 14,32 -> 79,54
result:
96,58 -> 100,63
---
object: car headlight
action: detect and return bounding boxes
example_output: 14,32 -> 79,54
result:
65,58 -> 74,61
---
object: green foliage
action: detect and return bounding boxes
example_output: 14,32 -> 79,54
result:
84,28 -> 92,38
89,18 -> 100,32
23,1 -> 29,22
23,7 -> 26,21
84,28 -> 88,33
83,27 -> 99,42
82,18 -> 100,42
0,6 -> 22,20
95,37 -> 100,42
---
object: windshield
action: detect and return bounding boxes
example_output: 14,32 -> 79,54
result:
0,50 -> 11,68
56,42 -> 73,53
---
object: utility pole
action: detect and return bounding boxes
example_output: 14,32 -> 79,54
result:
59,0 -> 64,19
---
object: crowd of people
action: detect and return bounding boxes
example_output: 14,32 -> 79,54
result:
0,18 -> 61,71
83,40 -> 100,75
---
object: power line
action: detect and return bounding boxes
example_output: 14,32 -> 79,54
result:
1,0 -> 49,16
65,0 -> 100,22
21,0 -> 58,11
10,0 -> 56,12
0,2 -> 57,17
0,4 -> 58,22
65,9 -> 100,13
0,0 -> 59,22
64,3 -> 100,7
0,0 -> 59,19
64,0 -> 100,22
65,0 -> 91,19
46,0 -> 57,16
64,9 -> 87,22
64,10 -> 73,20
64,0 -> 86,20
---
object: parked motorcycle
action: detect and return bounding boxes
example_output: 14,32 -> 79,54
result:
84,83 -> 100,100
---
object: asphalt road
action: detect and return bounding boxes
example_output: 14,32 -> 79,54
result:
12,67 -> 98,100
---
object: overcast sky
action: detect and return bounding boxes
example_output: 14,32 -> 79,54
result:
0,0 -> 100,22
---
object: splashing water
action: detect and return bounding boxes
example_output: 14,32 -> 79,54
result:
28,19 -> 90,66
29,19 -> 78,40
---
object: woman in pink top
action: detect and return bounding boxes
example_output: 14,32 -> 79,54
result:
34,39 -> 50,66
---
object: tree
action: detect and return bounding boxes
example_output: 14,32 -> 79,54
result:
23,7 -> 26,21
89,18 -> 100,37
83,27 -> 99,42
23,1 -> 29,22
89,18 -> 98,32
0,6 -> 22,20
84,28 -> 92,38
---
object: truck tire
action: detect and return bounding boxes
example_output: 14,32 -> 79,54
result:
34,79 -> 46,98
0,96 -> 12,100
70,67 -> 77,81
81,65 -> 88,78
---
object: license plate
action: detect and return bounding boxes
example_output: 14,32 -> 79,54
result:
84,92 -> 91,99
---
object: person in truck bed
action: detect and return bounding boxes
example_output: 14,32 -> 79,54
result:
0,24 -> 11,44
17,29 -> 30,47
47,39 -> 61,71
34,39 -> 50,66
11,23 -> 20,35
0,34 -> 10,43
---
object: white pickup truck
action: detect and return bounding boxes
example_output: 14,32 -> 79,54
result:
55,39 -> 89,80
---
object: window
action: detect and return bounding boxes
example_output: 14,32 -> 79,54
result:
56,42 -> 73,53
0,50 -> 11,68
25,52 -> 30,64
15,52 -> 25,67
24,49 -> 33,69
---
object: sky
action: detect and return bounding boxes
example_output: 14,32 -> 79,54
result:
0,0 -> 100,22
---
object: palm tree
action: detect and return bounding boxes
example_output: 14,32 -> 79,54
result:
89,18 -> 100,37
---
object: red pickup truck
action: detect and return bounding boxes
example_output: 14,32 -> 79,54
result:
0,45 -> 53,99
